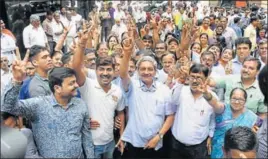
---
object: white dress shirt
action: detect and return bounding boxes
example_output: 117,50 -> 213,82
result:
244,24 -> 257,51
60,14 -> 68,28
1,34 -> 16,64
111,23 -> 128,41
171,83 -> 216,145
51,21 -> 64,43
23,24 -> 48,48
1,69 -> 12,96
133,11 -> 146,23
157,69 -> 168,84
72,14 -> 83,30
114,10 -> 126,21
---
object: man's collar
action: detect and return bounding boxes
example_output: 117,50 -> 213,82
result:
35,73 -> 48,81
50,94 -> 75,109
94,80 -> 116,94
238,76 -> 258,89
139,79 -> 157,92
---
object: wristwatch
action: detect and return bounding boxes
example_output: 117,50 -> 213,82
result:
157,132 -> 164,139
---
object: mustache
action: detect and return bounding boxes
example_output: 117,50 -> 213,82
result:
100,75 -> 111,79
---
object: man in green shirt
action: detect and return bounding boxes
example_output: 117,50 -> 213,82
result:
209,57 -> 267,118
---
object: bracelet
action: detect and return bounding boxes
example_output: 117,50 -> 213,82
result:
204,92 -> 213,101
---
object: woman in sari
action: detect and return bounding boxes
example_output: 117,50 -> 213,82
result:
200,86 -> 259,158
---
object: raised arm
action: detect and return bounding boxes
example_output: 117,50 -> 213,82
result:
120,37 -> 134,91
72,30 -> 89,86
151,18 -> 160,49
198,79 -> 225,114
1,60 -> 38,120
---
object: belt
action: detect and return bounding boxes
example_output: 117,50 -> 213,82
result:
179,139 -> 207,147
2,51 -> 14,54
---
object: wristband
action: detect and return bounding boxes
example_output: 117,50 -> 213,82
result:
204,92 -> 213,101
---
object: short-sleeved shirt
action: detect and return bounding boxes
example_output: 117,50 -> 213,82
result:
215,75 -> 267,113
171,83 -> 216,145
79,78 -> 125,145
121,79 -> 174,150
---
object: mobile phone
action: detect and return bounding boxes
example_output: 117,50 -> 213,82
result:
254,118 -> 263,128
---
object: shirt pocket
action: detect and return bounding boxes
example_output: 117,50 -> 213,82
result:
155,100 -> 166,116
67,113 -> 83,132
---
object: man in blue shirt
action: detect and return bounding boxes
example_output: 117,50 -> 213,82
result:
1,64 -> 94,158
232,38 -> 252,74
118,37 -> 175,158
231,17 -> 242,38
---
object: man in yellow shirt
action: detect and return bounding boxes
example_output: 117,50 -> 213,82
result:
244,15 -> 259,51
199,17 -> 214,39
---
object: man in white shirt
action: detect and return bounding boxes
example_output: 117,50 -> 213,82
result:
162,6 -> 173,20
111,18 -> 127,41
171,63 -> 216,158
1,32 -> 16,65
0,56 -> 12,95
65,11 -> 77,51
70,7 -> 83,31
59,6 -> 68,27
133,7 -> 147,33
73,38 -> 125,158
114,3 -> 126,22
244,16 -> 259,51
51,12 -> 64,46
23,15 -> 48,50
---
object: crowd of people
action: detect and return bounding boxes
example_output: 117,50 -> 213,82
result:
1,1 -> 267,158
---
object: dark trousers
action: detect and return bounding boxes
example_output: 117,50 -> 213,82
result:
48,41 -> 56,55
122,142 -> 160,158
101,26 -> 111,42
158,129 -> 172,158
170,135 -> 209,159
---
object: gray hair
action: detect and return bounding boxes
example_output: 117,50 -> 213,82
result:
136,56 -> 157,70
53,11 -> 60,17
30,15 -> 40,23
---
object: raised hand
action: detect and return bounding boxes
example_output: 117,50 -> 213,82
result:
12,60 -> 26,82
196,78 -> 209,94
150,17 -> 157,29
77,30 -> 88,46
122,37 -> 134,54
